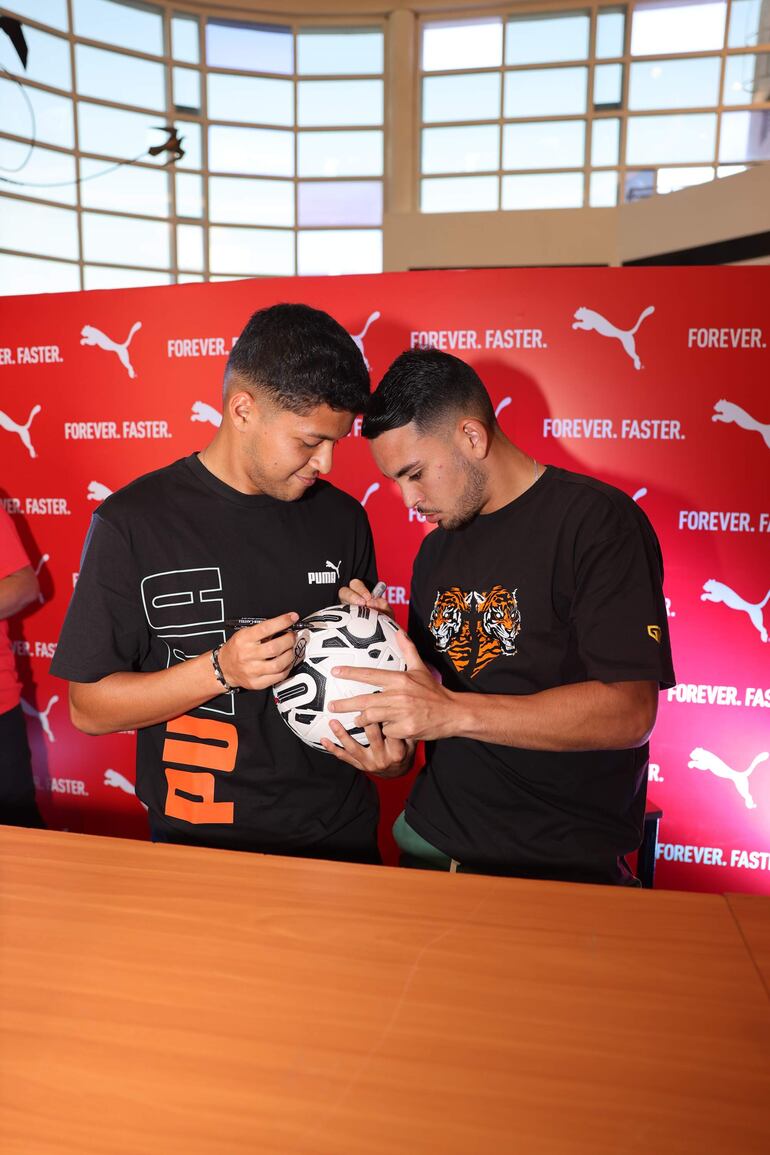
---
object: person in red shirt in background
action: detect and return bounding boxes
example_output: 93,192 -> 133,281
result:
0,507 -> 45,827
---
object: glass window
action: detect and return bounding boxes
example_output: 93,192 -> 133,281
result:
501,172 -> 584,209
75,44 -> 166,111
175,121 -> 202,170
422,74 -> 501,124
719,111 -> 770,161
176,172 -> 203,218
81,211 -> 170,267
297,229 -> 382,275
297,29 -> 384,75
589,170 -> 618,206
207,74 -> 294,127
297,80 -> 383,127
626,112 -> 717,164
209,226 -> 294,275
177,273 -> 204,283
630,1 -> 727,55
298,130 -> 383,177
78,102 -> 167,162
73,0 -> 164,56
503,120 -> 585,169
717,164 -> 748,176
1,78 -> 73,149
422,19 -> 503,72
0,196 -> 78,259
728,0 -> 765,48
591,117 -> 620,165
629,57 -> 721,110
172,13 -> 199,63
422,125 -> 500,174
3,1 -> 68,33
0,141 -> 76,206
504,67 -> 588,118
596,9 -> 625,58
177,224 -> 204,271
656,166 -> 714,192
594,64 -> 623,107
0,23 -> 70,90
723,55 -> 768,104
205,21 -> 293,75
174,68 -> 200,113
0,253 -> 79,295
506,14 -> 590,65
421,175 -> 499,212
80,159 -> 169,216
84,265 -> 172,289
208,175 -> 294,226
624,169 -> 655,200
209,125 -> 294,177
298,181 -> 382,226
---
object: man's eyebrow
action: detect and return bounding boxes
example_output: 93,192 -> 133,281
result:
394,461 -> 421,480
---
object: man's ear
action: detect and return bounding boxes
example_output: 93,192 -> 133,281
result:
457,417 -> 491,460
226,386 -> 256,429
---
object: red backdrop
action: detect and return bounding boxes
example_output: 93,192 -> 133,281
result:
1,267 -> 768,892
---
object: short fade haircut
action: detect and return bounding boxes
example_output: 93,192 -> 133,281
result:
226,302 -> 370,415
362,347 -> 495,439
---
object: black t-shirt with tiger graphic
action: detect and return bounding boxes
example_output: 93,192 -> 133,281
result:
406,465 -> 676,884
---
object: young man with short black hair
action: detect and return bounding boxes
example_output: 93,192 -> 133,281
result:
52,304 -> 411,862
329,347 -> 675,885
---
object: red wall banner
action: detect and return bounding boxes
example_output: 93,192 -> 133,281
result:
1,267 -> 768,892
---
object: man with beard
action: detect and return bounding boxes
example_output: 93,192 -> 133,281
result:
52,304 -> 411,862
327,347 -> 675,885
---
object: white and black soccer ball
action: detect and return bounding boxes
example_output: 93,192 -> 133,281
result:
273,603 -> 407,750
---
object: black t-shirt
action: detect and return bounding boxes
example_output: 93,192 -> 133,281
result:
51,454 -> 379,852
406,465 -> 676,883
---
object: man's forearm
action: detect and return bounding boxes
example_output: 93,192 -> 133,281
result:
0,567 -> 40,619
69,653 -> 225,735
449,680 -> 658,752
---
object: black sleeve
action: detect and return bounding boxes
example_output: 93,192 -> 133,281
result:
570,500 -> 676,689
408,557 -> 435,668
350,506 -> 378,592
50,513 -> 145,682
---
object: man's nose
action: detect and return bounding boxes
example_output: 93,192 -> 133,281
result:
311,442 -> 334,475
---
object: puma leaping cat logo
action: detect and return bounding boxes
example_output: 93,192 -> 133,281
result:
34,553 -> 49,603
87,481 -> 112,502
689,747 -> 768,810
80,322 -> 142,378
21,694 -> 59,743
190,400 -> 222,427
712,400 -> 770,450
350,311 -> 380,370
701,579 -> 770,643
0,405 -> 41,458
104,768 -> 136,795
360,482 -> 380,508
326,559 -> 342,579
572,305 -> 655,370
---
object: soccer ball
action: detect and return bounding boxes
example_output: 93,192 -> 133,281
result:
273,603 -> 407,750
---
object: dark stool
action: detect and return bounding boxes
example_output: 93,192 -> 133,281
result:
637,798 -> 663,889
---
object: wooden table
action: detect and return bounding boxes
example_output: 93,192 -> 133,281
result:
1,828 -> 768,1155
726,893 -> 770,997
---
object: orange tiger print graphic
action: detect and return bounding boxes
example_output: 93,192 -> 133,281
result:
429,585 -> 521,677
428,587 -> 473,673
473,585 -> 522,676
